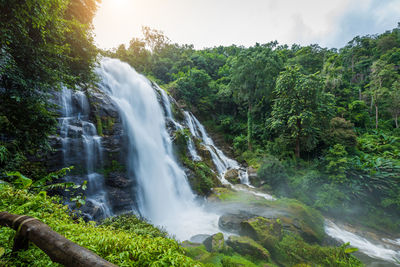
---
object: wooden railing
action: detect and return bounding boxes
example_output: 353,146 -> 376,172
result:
0,212 -> 117,267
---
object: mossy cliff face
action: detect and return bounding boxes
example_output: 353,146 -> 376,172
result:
44,87 -> 136,217
173,128 -> 221,196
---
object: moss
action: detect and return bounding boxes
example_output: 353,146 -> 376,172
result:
240,217 -> 282,251
203,232 -> 225,252
274,234 -> 362,267
104,116 -> 115,132
226,235 -> 270,261
272,198 -> 325,243
171,101 -> 185,122
173,130 -> 219,196
95,114 -> 103,136
184,243 -> 269,267
100,160 -> 125,178
208,187 -> 272,204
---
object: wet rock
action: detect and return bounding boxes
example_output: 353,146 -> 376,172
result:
107,187 -> 135,213
105,172 -> 132,188
218,211 -> 255,233
240,217 -> 282,250
203,232 -> 225,252
190,234 -> 211,244
81,200 -> 107,221
224,169 -> 240,184
226,235 -> 270,261
248,166 -> 262,187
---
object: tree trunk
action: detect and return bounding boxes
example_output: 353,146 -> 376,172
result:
0,212 -> 117,267
295,119 -> 301,158
247,101 -> 253,151
395,114 -> 398,129
375,104 -> 379,129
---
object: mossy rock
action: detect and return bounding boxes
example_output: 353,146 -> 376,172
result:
226,235 -> 270,261
240,217 -> 282,250
203,232 -> 225,252
224,169 -> 241,184
273,199 -> 325,243
184,244 -> 211,262
196,144 -> 217,172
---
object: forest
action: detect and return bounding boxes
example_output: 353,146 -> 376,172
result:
1,0 -> 400,266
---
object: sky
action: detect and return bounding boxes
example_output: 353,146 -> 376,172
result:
93,0 -> 400,50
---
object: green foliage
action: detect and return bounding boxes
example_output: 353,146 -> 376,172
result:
6,171 -> 32,189
326,117 -> 357,148
257,156 -> 288,188
268,65 -> 335,157
0,185 -> 201,266
324,144 -> 350,183
101,214 -> 168,238
0,0 -> 99,173
274,234 -> 362,266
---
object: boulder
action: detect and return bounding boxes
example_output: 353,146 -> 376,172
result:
224,169 -> 240,184
240,217 -> 282,250
190,234 -> 211,244
203,232 -> 225,252
226,235 -> 270,261
218,212 -> 255,233
248,166 -> 262,187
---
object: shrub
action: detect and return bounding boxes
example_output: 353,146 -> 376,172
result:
257,156 -> 288,188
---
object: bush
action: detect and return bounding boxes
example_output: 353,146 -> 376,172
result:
257,156 -> 288,188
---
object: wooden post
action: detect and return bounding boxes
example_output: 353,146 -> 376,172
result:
0,212 -> 117,267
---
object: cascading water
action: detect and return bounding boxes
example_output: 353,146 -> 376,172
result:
325,220 -> 400,265
96,57 -> 219,240
184,111 -> 275,200
59,87 -> 112,220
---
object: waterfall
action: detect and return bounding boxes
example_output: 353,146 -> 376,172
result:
59,87 -> 111,220
96,57 -> 219,240
184,111 -> 243,183
184,111 -> 275,200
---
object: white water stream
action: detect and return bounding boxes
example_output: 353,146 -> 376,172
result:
325,220 -> 400,264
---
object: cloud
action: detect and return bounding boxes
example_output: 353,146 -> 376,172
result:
93,0 -> 400,50
327,0 -> 400,48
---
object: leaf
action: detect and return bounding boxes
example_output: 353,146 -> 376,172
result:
0,247 -> 5,258
345,247 -> 359,254
6,171 -> 32,189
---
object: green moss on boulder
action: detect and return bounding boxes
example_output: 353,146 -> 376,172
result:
226,235 -> 270,261
240,217 -> 282,250
203,232 -> 225,252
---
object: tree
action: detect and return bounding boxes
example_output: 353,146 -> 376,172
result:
0,0 -> 99,170
175,68 -> 211,108
268,66 -> 334,157
229,44 -> 282,150
389,81 -> 400,128
369,59 -> 396,129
